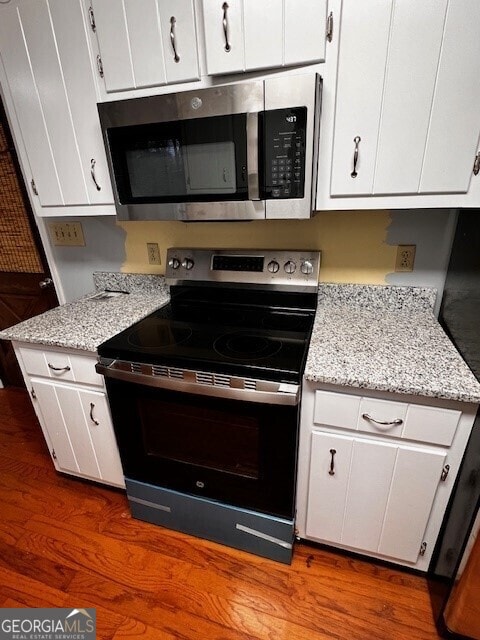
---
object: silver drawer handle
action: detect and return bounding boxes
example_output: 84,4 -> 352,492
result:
222,2 -> 231,52
170,16 -> 180,63
362,413 -> 403,427
90,402 -> 99,425
48,363 -> 71,372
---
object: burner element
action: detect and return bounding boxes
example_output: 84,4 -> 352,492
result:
214,332 -> 282,361
127,321 -> 193,349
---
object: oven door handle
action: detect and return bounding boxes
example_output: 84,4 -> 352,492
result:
96,361 -> 299,406
246,112 -> 260,200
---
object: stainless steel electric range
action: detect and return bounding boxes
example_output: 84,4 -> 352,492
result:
97,248 -> 320,563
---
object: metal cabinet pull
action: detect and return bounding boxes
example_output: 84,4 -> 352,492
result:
473,152 -> 480,176
90,158 -> 101,191
170,16 -> 180,63
328,449 -> 336,475
351,136 -> 361,178
48,363 -> 71,372
31,178 -> 38,195
222,2 -> 231,52
362,413 -> 403,427
90,402 -> 99,425
96,54 -> 104,78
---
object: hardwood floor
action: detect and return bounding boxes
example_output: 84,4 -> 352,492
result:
0,388 -> 442,640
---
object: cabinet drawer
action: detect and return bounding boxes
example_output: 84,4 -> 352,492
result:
313,389 -> 461,446
19,346 -> 103,387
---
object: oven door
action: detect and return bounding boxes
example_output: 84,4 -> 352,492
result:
104,376 -> 299,520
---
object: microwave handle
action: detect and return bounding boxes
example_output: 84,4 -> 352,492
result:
246,112 -> 260,200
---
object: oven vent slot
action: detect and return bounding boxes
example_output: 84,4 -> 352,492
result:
168,368 -> 184,379
151,365 -> 169,377
214,374 -> 231,387
244,379 -> 257,390
150,365 -> 183,379
131,362 -> 143,374
196,372 -> 214,386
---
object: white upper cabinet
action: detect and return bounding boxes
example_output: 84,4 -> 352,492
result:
0,0 -> 113,209
329,0 -> 480,199
91,0 -> 200,92
202,0 -> 327,76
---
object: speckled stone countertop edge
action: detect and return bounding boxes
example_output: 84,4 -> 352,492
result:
317,282 -> 437,312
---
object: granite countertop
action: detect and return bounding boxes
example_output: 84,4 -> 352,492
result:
305,284 -> 480,404
0,272 -> 170,353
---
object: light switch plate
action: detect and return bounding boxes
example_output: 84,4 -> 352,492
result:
48,222 -> 85,246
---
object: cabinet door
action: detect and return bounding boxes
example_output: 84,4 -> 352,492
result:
79,390 -> 125,487
202,0 -> 245,75
307,431 -> 446,563
92,0 -> 165,91
419,0 -> 480,194
330,1 -> 393,196
158,0 -> 200,85
331,0 -> 480,198
32,379 -> 81,475
284,0 -> 327,66
0,0 -> 112,206
32,379 -> 124,487
243,0 -> 283,72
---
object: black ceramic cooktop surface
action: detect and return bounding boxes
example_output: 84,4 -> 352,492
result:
98,286 -> 317,383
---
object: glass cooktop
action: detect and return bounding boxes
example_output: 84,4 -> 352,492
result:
98,286 -> 317,384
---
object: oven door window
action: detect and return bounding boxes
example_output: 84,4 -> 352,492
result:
106,379 -> 298,519
107,114 -> 248,203
140,397 -> 260,480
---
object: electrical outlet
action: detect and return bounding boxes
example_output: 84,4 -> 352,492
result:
48,222 -> 85,246
147,242 -> 161,265
395,245 -> 416,272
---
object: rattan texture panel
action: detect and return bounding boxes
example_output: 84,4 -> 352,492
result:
0,122 -> 43,273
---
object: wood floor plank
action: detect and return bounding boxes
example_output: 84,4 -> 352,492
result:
0,387 -> 441,640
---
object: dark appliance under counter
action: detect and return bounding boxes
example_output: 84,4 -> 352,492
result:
97,248 -> 320,563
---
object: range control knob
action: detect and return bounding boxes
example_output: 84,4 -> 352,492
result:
182,258 -> 194,270
267,260 -> 280,274
168,257 -> 180,270
284,260 -> 297,275
301,260 -> 314,275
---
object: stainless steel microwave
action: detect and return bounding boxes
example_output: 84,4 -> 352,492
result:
98,73 -> 322,222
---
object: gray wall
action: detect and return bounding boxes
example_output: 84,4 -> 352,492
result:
386,209 -> 457,315
46,217 -> 126,302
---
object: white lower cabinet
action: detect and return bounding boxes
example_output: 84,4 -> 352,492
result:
15,343 -> 124,488
297,384 -> 479,570
306,432 -> 445,563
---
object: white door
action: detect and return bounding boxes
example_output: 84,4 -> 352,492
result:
158,0 -> 200,85
243,0 -> 283,72
331,0 -> 480,197
284,0 -> 327,66
79,390 -> 125,487
306,431 -> 446,563
0,0 -> 112,206
32,379 -> 124,487
202,0 -> 245,75
32,379 -> 81,475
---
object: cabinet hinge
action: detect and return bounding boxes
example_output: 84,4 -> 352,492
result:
326,12 -> 334,43
96,54 -> 104,78
31,178 -> 38,195
473,151 -> 480,176
51,449 -> 57,460
419,541 -> 427,556
30,387 -> 36,400
88,6 -> 96,32
441,464 -> 450,481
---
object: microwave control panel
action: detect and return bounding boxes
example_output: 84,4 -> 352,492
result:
262,107 -> 307,200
